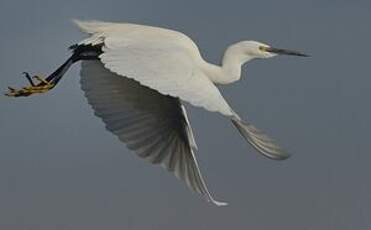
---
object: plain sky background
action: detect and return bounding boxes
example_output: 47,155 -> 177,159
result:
1,0 -> 370,229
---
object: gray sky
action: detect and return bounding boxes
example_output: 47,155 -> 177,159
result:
1,0 -> 370,229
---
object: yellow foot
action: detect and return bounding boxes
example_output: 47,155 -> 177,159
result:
5,75 -> 55,97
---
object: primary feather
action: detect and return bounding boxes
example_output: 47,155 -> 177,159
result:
80,61 -> 227,206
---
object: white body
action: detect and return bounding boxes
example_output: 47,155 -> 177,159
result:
77,21 -> 245,84
74,20 -> 289,206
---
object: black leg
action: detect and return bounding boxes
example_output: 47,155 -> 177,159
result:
5,44 -> 102,97
23,72 -> 36,86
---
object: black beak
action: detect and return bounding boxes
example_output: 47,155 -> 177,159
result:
265,47 -> 309,57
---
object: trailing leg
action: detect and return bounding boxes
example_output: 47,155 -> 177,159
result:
5,44 -> 102,97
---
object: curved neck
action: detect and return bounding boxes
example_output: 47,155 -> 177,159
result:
200,44 -> 254,85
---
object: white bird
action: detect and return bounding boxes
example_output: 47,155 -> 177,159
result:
6,20 -> 308,206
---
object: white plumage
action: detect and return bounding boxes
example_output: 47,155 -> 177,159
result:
80,61 -> 227,205
75,20 -> 306,205
76,20 -> 233,116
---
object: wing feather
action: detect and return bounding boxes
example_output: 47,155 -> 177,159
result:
74,20 -> 233,117
80,61 -> 226,205
75,20 -> 288,162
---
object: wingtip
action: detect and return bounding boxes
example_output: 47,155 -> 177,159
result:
71,18 -> 82,26
280,153 -> 291,160
208,197 -> 229,207
71,19 -> 87,32
71,19 -> 98,33
267,152 -> 291,161
213,201 -> 229,207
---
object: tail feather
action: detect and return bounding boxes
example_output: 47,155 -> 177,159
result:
231,119 -> 290,160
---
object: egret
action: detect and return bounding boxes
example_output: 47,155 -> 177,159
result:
5,20 -> 308,206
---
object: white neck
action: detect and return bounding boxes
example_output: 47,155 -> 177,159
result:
200,44 -> 254,85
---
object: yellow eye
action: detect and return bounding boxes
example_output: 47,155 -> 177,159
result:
259,46 -> 269,52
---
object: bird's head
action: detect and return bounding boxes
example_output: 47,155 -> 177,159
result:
236,40 -> 309,59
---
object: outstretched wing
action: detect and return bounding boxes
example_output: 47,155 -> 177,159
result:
74,20 -> 288,163
80,61 -> 226,206
74,20 -> 234,117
